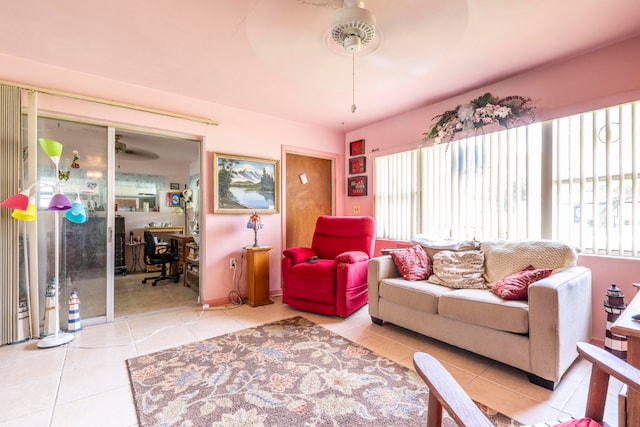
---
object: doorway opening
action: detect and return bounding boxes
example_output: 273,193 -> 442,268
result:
112,128 -> 201,319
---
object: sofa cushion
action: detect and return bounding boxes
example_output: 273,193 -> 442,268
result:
491,265 -> 553,300
390,245 -> 432,281
379,278 -> 451,314
411,235 -> 480,259
481,240 -> 578,287
428,250 -> 486,289
439,289 -> 530,334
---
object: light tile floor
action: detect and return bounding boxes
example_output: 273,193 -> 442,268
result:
0,295 -> 623,426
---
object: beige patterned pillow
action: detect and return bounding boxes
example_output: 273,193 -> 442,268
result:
428,250 -> 486,289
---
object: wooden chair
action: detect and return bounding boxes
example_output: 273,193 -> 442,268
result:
413,342 -> 640,427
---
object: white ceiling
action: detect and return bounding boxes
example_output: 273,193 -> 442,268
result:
3,0 -> 640,133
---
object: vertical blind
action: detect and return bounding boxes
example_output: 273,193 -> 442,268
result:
0,84 -> 23,344
374,100 -> 640,258
374,124 -> 542,242
553,102 -> 640,256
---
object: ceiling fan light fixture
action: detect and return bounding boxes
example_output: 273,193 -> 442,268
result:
330,0 -> 376,53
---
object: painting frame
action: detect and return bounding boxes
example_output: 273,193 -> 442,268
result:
213,152 -> 280,214
349,156 -> 366,174
347,175 -> 368,197
349,139 -> 365,156
167,192 -> 182,207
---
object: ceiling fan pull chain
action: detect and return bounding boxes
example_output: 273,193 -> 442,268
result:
351,53 -> 356,114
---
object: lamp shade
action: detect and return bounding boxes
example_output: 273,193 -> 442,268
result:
0,189 -> 30,210
39,138 -> 63,168
11,203 -> 37,221
48,193 -> 72,211
247,212 -> 263,229
38,138 -> 63,157
64,198 -> 87,223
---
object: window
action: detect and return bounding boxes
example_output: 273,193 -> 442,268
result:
553,102 -> 640,256
374,100 -> 640,257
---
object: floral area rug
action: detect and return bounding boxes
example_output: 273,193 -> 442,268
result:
127,316 -> 520,426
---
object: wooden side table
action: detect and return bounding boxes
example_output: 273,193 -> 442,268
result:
246,246 -> 273,307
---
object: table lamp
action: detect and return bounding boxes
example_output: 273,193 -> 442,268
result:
247,211 -> 263,247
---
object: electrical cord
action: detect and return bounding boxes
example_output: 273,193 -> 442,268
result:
228,247 -> 246,305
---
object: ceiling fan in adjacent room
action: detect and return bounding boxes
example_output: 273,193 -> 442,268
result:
115,134 -> 159,168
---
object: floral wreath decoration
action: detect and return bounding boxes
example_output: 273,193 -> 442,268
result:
422,92 -> 536,145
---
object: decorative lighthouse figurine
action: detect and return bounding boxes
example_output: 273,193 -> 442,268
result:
67,289 -> 82,332
42,278 -> 58,337
604,283 -> 627,360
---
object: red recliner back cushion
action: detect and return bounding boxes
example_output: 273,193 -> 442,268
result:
311,216 -> 375,260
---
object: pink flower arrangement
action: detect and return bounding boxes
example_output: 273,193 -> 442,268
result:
423,93 -> 536,145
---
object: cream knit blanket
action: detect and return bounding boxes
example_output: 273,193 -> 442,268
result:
481,240 -> 579,287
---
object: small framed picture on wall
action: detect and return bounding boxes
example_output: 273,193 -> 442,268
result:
349,139 -> 365,156
349,156 -> 366,174
347,176 -> 367,197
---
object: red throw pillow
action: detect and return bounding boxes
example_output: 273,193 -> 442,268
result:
554,417 -> 601,427
390,245 -> 432,281
490,265 -> 552,300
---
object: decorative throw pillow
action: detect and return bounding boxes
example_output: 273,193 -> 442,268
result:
411,235 -> 480,260
490,265 -> 553,300
390,245 -> 432,281
428,250 -> 486,289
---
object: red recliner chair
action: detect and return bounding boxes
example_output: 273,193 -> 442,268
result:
282,215 -> 376,317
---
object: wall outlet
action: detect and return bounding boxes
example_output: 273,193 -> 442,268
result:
230,257 -> 236,269
353,205 -> 360,214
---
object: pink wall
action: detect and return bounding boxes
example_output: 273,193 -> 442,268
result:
3,35 -> 640,341
0,53 -> 345,306
346,35 -> 640,343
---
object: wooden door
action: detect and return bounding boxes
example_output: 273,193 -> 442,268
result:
285,153 -> 333,249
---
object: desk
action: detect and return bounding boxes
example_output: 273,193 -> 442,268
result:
611,292 -> 640,426
125,242 -> 144,272
146,226 -> 184,234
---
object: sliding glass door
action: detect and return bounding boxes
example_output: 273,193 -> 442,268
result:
35,117 -> 110,329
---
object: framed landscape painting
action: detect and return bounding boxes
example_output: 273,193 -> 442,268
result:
214,152 -> 280,214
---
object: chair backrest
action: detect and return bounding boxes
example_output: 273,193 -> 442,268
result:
414,342 -> 640,427
143,231 -> 156,261
311,216 -> 375,260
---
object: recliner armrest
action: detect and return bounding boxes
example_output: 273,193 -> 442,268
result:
334,250 -> 369,265
283,247 -> 318,266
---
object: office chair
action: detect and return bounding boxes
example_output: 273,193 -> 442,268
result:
141,231 -> 180,286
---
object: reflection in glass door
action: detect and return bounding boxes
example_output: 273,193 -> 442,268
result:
36,117 -> 109,329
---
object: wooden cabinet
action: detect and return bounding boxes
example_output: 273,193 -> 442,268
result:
169,233 -> 194,286
246,247 -> 273,307
185,242 -> 199,288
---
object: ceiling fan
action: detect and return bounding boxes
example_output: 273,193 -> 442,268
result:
115,134 -> 159,161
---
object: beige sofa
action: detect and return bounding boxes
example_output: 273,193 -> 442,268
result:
367,239 -> 592,389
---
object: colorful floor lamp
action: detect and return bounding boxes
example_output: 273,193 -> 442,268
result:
1,138 -> 87,348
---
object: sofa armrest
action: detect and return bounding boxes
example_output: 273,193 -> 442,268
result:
528,266 -> 592,382
367,255 -> 401,318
